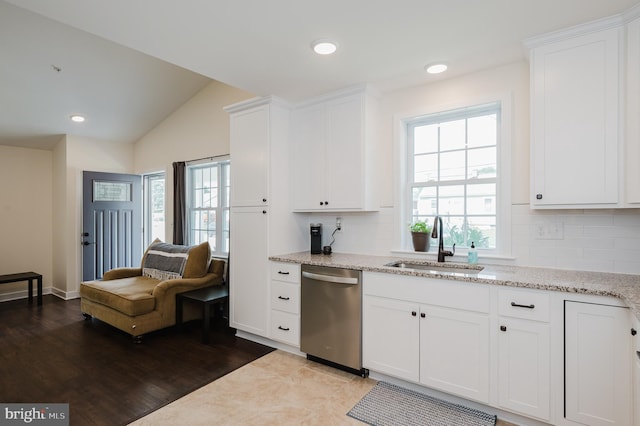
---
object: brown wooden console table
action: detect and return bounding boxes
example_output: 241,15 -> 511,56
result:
0,272 -> 43,305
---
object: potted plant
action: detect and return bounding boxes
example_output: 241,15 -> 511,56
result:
409,220 -> 431,252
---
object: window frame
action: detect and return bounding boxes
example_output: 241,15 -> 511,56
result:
186,157 -> 230,257
395,96 -> 512,258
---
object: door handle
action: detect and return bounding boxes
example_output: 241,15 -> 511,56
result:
82,241 -> 95,246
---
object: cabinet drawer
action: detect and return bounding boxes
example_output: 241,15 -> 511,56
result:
271,281 -> 300,314
270,262 -> 300,283
498,288 -> 550,322
270,310 -> 299,346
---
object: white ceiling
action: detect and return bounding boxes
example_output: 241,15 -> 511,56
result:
3,0 -> 639,149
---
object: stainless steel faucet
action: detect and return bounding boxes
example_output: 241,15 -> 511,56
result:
431,216 -> 455,262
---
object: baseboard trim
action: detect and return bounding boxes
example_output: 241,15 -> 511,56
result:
51,288 -> 80,300
235,330 -> 304,357
0,287 -> 52,303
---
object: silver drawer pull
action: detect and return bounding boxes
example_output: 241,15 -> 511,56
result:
278,296 -> 290,301
511,302 -> 535,309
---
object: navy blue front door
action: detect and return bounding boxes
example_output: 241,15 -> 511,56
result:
82,171 -> 142,281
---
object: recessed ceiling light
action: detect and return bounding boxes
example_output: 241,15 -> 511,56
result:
311,39 -> 338,55
425,63 -> 448,74
70,115 -> 85,123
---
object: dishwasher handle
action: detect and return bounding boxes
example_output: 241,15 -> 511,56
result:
302,271 -> 359,285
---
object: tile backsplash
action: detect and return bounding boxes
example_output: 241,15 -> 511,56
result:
301,205 -> 640,275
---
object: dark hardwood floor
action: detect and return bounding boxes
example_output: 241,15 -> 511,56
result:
0,295 -> 274,425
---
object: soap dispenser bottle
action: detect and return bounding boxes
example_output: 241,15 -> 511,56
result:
468,241 -> 478,265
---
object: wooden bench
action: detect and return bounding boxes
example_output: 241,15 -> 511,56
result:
0,272 -> 43,305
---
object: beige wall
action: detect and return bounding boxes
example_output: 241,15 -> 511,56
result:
0,145 -> 53,300
133,80 -> 253,242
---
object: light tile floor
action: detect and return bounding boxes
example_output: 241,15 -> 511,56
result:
130,350 -> 514,425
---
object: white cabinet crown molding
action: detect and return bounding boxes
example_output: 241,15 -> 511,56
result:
223,95 -> 291,114
524,13 -> 623,49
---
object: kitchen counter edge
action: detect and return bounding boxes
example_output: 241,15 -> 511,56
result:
269,252 -> 640,321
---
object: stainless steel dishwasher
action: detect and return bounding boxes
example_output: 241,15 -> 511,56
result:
300,264 -> 367,377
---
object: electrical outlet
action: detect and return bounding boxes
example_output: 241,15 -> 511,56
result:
336,217 -> 342,231
534,222 -> 564,240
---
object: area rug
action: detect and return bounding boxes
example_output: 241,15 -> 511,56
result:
347,381 -> 496,426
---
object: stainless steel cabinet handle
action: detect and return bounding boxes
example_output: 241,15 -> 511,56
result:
302,271 -> 358,285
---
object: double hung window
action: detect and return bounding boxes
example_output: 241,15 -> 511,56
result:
407,102 -> 500,250
187,159 -> 230,256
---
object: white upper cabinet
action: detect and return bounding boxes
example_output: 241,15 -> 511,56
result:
290,87 -> 378,211
227,102 -> 270,207
626,13 -> 640,205
528,24 -> 622,208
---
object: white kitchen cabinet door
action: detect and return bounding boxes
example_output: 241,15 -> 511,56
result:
363,295 -> 420,382
290,89 -> 376,211
497,317 -> 550,421
290,103 -> 325,210
324,95 -> 365,210
228,104 -> 270,207
530,27 -> 621,208
229,206 -> 269,337
419,305 -> 490,404
632,314 -> 640,426
565,301 -> 632,426
626,16 -> 640,205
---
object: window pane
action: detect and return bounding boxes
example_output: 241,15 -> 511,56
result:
207,210 -> 217,251
468,114 -> 497,148
467,184 -> 496,215
440,119 -> 465,151
412,187 -> 437,217
414,153 -> 437,182
414,124 -> 438,154
150,177 -> 165,243
468,147 -> 497,179
467,216 -> 496,249
442,216 -> 465,247
222,209 -> 230,253
438,185 -> 465,215
439,151 -> 465,181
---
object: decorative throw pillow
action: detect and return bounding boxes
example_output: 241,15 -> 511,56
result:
182,241 -> 212,278
142,241 -> 190,280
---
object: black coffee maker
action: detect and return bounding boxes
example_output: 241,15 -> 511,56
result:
310,223 -> 322,254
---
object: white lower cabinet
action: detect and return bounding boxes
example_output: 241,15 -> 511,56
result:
229,207 -> 268,336
419,305 -> 490,403
497,288 -> 550,421
362,271 -> 637,426
497,317 -> 550,420
564,301 -> 632,426
269,262 -> 301,347
362,272 -> 490,404
633,315 -> 640,426
363,296 -> 419,382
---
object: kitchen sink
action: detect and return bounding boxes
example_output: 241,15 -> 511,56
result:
384,261 -> 484,275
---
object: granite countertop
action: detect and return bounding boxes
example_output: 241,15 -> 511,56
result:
269,251 -> 640,321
